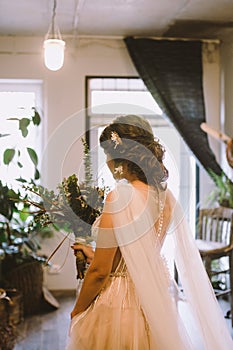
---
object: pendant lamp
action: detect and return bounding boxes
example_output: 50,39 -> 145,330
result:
44,0 -> 65,71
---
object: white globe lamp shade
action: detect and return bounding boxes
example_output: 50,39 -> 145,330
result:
44,39 -> 65,71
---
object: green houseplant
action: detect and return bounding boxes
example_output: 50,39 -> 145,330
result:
0,108 -> 52,316
208,170 -> 233,209
0,180 -> 49,278
205,170 -> 233,292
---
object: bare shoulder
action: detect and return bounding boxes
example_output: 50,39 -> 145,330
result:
105,182 -> 131,204
105,190 -> 115,203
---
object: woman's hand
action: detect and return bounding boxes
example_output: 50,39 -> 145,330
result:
71,243 -> 94,264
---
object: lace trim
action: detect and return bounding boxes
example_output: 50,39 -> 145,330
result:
157,199 -> 164,238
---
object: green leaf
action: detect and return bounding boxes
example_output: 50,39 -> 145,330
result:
17,161 -> 23,168
15,177 -> 27,183
27,147 -> 38,166
8,188 -> 20,200
34,168 -> 40,180
32,110 -> 41,126
19,118 -> 30,137
7,117 -> 19,121
3,148 -> 15,165
19,210 -> 30,222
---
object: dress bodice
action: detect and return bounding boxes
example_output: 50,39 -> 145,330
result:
110,255 -> 127,278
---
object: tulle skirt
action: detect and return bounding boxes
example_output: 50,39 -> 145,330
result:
66,272 -> 152,350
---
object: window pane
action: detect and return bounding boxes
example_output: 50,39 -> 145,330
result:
128,78 -> 146,91
91,91 -> 162,115
0,91 -> 41,190
115,78 -> 129,90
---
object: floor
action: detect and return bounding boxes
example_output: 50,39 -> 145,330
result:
14,291 -> 75,350
13,292 -> 233,350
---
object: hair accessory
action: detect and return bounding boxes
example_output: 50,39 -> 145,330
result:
114,165 -> 123,176
111,131 -> 122,149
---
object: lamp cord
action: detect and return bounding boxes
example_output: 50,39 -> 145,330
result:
51,0 -> 57,36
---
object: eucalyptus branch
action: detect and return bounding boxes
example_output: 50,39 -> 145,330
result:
25,187 -> 60,208
16,198 -> 45,210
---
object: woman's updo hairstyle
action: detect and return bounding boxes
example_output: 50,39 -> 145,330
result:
99,114 -> 168,190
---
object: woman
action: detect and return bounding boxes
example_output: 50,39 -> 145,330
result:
67,115 -> 233,349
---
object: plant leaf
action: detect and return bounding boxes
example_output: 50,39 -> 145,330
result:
15,177 -> 27,183
19,118 -> 30,137
34,168 -> 40,180
27,147 -> 38,166
32,110 -> 41,126
3,148 -> 15,165
0,133 -> 10,138
7,117 -> 19,121
17,161 -> 23,168
8,188 -> 20,200
19,210 -> 30,222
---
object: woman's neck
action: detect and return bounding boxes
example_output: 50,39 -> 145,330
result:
123,175 -> 150,190
124,173 -> 140,183
128,179 -> 148,188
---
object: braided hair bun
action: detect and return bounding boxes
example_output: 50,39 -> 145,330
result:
99,115 -> 168,190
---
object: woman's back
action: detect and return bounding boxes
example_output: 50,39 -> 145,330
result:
110,182 -> 174,273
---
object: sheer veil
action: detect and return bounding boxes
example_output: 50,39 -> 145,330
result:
171,198 -> 233,349
103,181 -> 233,350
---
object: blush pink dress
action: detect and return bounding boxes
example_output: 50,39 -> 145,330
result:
67,182 -> 233,350
67,254 -> 151,349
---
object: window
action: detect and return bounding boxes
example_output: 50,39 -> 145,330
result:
86,77 -> 196,231
0,80 -> 43,190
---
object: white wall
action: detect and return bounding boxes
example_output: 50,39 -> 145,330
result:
221,39 -> 233,139
0,35 -> 228,289
220,35 -> 233,179
199,42 -> 221,208
0,36 -> 137,290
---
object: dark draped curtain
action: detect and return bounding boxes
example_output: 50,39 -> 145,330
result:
124,37 -> 223,176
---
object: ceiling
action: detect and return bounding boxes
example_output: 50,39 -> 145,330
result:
0,0 -> 233,40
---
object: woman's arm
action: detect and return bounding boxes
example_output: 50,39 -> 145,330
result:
70,245 -> 117,318
70,192 -> 117,318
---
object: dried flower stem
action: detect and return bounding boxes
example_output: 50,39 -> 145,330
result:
45,231 -> 70,265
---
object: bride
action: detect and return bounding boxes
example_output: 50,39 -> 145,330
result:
67,114 -> 233,349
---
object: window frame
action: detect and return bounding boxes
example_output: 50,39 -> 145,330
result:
85,76 -> 197,230
0,79 -> 44,188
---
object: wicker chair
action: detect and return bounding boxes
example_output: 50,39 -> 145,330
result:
195,207 -> 233,327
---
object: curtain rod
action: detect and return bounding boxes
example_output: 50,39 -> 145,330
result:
129,36 -> 220,44
0,34 -> 220,44
64,35 -> 220,44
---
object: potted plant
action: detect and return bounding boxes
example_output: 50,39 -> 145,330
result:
208,170 -> 233,208
0,108 -> 53,316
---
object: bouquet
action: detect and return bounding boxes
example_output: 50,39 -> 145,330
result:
31,174 -> 105,236
24,139 -> 108,278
